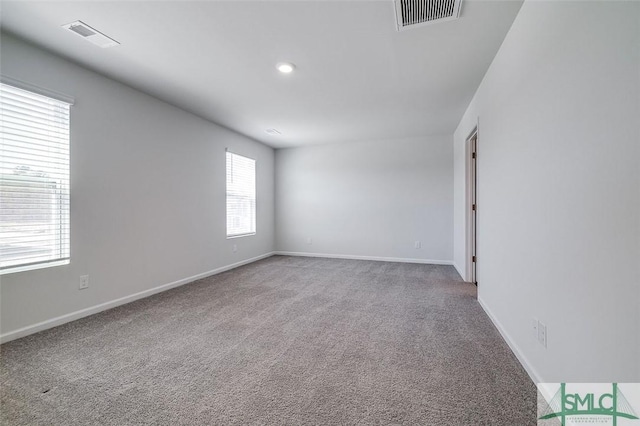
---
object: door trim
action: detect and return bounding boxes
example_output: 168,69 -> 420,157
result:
465,127 -> 478,284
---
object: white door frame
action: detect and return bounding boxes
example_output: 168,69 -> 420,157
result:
465,126 -> 478,284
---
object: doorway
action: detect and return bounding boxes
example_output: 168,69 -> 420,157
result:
467,130 -> 478,285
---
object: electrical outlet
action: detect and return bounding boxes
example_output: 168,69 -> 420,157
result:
414,241 -> 421,249
79,275 -> 89,290
532,318 -> 538,337
306,237 -> 312,245
232,244 -> 237,253
538,321 -> 547,348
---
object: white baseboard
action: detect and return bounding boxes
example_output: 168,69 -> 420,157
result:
477,296 -> 543,384
0,252 -> 275,344
452,262 -> 465,280
274,251 -> 453,265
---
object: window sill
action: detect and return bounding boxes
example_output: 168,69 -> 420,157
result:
0,259 -> 70,276
227,233 -> 256,239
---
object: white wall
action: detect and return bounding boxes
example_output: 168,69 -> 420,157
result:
0,34 -> 275,339
275,136 -> 453,263
453,1 -> 639,382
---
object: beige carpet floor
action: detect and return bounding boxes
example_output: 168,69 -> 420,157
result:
1,255 -> 536,425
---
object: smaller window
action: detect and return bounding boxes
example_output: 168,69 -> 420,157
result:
226,151 -> 256,238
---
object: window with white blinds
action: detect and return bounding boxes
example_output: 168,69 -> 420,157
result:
226,151 -> 256,238
0,82 -> 71,274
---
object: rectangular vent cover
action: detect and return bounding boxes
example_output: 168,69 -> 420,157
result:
62,21 -> 119,48
394,0 -> 462,31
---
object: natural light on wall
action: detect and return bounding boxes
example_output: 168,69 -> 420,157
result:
226,150 -> 256,238
0,81 -> 71,274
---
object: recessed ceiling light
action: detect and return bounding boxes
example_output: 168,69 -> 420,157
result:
276,62 -> 295,74
265,129 -> 282,135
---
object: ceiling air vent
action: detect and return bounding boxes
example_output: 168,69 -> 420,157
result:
62,21 -> 120,48
394,0 -> 463,31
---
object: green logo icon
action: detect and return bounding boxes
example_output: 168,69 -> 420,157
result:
539,383 -> 639,425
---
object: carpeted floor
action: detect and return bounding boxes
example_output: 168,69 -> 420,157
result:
0,255 -> 537,425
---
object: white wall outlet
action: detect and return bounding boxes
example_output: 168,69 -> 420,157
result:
232,244 -> 237,253
79,275 -> 89,290
414,241 -> 421,249
306,237 -> 312,245
532,318 -> 538,337
537,321 -> 547,348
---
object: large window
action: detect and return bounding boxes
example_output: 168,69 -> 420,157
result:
226,151 -> 256,238
0,81 -> 71,274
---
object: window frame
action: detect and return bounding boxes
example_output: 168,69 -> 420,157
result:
225,150 -> 256,239
0,77 -> 73,275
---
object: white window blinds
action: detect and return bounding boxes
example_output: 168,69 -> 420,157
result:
0,82 -> 71,273
226,151 -> 256,237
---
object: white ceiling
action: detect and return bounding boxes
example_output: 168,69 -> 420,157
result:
1,0 -> 523,148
